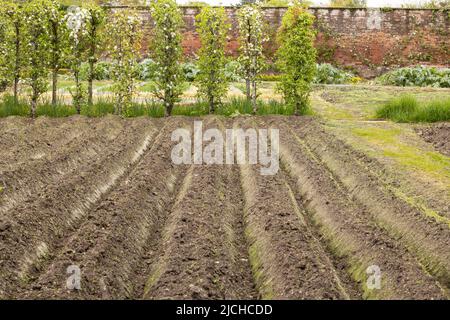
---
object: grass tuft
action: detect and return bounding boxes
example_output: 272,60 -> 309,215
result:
375,95 -> 450,123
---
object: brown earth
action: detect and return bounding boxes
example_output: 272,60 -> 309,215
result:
0,116 -> 449,300
416,123 -> 450,157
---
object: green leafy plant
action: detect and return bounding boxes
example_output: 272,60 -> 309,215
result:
314,63 -> 355,84
150,0 -> 185,116
237,3 -> 267,114
276,2 -> 316,115
107,9 -> 142,116
377,66 -> 450,88
183,62 -> 200,82
195,6 -> 230,113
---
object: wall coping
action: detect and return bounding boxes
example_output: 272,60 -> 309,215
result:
102,5 -> 449,11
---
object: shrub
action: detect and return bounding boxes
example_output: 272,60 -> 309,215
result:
276,3 -> 316,116
314,63 -> 355,84
375,95 -> 450,123
195,6 -> 229,113
377,66 -> 450,88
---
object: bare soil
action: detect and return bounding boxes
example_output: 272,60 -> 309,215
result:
416,123 -> 450,157
0,116 -> 448,300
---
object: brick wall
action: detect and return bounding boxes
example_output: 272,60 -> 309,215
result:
110,6 -> 450,78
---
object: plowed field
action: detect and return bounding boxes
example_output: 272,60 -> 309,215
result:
0,115 -> 449,300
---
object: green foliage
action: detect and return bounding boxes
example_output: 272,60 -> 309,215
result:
0,2 -> 15,92
225,61 -> 242,82
22,0 -> 53,118
65,5 -> 91,113
276,3 -> 316,115
150,0 -> 185,116
258,73 -> 282,81
375,95 -> 450,123
0,94 -> 29,117
1,1 -> 25,100
48,0 -> 69,106
83,2 -> 106,105
183,62 -> 200,82
79,60 -> 111,81
237,3 -> 267,113
107,9 -> 142,116
314,63 -> 355,84
195,6 -> 230,113
377,66 -> 450,88
136,58 -> 157,81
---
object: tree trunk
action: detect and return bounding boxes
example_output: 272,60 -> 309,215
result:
295,101 -> 300,116
209,95 -> 215,114
31,97 -> 37,119
252,80 -> 257,114
88,60 -> 94,106
74,71 -> 81,115
13,24 -> 20,105
52,68 -> 57,107
246,79 -> 251,101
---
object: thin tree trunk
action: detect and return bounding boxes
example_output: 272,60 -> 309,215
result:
52,69 -> 57,107
88,60 -> 94,106
252,80 -> 257,114
246,79 -> 251,101
209,95 -> 215,114
13,24 -> 20,104
75,71 -> 81,115
51,22 -> 59,107
88,23 -> 97,106
31,96 -> 37,119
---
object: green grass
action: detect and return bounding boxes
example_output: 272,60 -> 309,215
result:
0,95 -> 29,117
0,95 -> 76,117
1,95 -> 297,118
375,95 -> 450,123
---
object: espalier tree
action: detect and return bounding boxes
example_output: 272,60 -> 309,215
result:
48,0 -> 68,107
150,0 -> 184,117
3,1 -> 25,104
22,0 -> 52,118
237,3 -> 267,114
195,6 -> 230,114
84,2 -> 105,106
107,9 -> 142,116
276,3 -> 316,115
0,3 -> 14,92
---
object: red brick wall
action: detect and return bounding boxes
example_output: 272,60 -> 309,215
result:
110,6 -> 450,78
